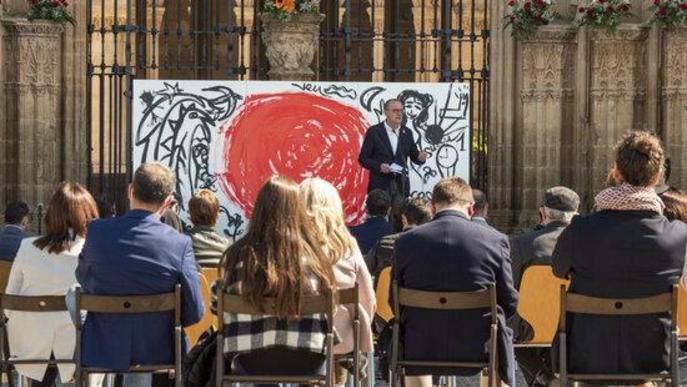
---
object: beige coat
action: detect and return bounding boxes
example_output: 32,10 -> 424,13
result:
4,237 -> 82,383
333,250 -> 376,354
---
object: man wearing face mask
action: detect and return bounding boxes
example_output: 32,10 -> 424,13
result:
358,99 -> 428,206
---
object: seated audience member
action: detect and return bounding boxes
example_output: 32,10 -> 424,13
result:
552,132 -> 687,384
509,186 -> 579,387
365,197 -> 432,279
0,201 -> 31,260
471,188 -> 496,230
660,187 -> 687,223
300,178 -> 376,386
218,176 -> 336,378
392,177 -> 518,387
187,189 -> 230,267
349,189 -> 393,255
6,182 -> 98,386
76,162 -> 204,386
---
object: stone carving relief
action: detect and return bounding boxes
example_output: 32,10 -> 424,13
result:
261,14 -> 323,80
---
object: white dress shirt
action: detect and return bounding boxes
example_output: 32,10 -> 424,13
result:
384,121 -> 400,155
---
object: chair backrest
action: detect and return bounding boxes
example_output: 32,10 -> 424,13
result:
677,284 -> 687,338
185,272 -> 216,347
0,261 -> 13,292
75,284 -> 181,327
0,294 -> 67,312
516,265 -> 570,344
559,285 -> 677,332
201,267 -> 218,291
375,266 -> 393,322
393,282 -> 497,324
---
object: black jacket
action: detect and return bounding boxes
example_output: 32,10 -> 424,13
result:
552,210 -> 687,375
511,221 -> 568,288
391,210 -> 519,383
358,122 -> 424,195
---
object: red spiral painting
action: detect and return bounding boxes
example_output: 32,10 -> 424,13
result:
219,92 -> 370,225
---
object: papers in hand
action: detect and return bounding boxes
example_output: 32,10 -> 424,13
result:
389,163 -> 404,174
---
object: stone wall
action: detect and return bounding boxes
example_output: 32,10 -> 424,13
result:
0,1 -> 88,229
489,0 -> 687,232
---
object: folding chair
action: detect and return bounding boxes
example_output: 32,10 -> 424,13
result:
676,283 -> 687,341
185,272 -> 216,347
73,284 -> 182,387
0,261 -> 13,292
514,265 -> 569,347
336,286 -> 361,387
0,294 -> 71,387
375,267 -> 393,324
0,261 -> 14,387
390,282 -> 499,387
558,284 -> 680,386
215,290 -> 336,387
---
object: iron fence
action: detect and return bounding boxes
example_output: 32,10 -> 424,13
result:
86,0 -> 489,213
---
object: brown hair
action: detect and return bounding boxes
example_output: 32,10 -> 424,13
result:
221,176 -> 335,319
132,162 -> 175,205
615,131 -> 664,187
661,188 -> 687,223
34,182 -> 99,254
189,189 -> 220,226
432,177 -> 473,206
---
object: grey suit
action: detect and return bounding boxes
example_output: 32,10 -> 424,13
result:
510,221 -> 567,288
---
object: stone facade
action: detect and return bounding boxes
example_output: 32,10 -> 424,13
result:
489,1 -> 687,232
0,2 -> 88,229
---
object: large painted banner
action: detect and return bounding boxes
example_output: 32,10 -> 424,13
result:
133,80 -> 470,240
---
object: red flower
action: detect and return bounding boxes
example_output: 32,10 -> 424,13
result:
620,4 -> 630,12
51,0 -> 60,6
680,2 -> 687,10
579,6 -> 586,13
533,14 -> 543,22
658,7 -> 667,16
598,0 -> 605,3
536,0 -> 546,6
523,1 -> 531,10
587,8 -> 596,17
654,0 -> 660,5
605,5 -> 614,14
508,0 -> 516,6
510,15 -> 517,22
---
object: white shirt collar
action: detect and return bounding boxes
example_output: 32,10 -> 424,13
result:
384,120 -> 400,134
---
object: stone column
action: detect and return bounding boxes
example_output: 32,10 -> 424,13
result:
585,26 -> 648,203
662,27 -> 687,189
513,26 -> 577,228
2,19 -> 65,209
372,1 -> 385,82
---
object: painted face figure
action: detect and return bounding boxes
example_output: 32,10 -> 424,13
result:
403,97 -> 424,120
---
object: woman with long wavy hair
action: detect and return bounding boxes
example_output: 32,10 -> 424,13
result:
5,182 -> 98,387
300,177 -> 376,386
219,176 -> 336,378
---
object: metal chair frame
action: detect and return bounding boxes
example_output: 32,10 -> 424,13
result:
389,282 -> 499,387
336,286 -> 362,387
73,284 -> 182,387
557,284 -> 680,386
0,294 -> 72,387
215,290 -> 336,387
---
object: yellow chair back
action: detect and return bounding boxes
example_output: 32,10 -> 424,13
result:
185,272 -> 216,347
375,266 -> 393,322
516,265 -> 570,345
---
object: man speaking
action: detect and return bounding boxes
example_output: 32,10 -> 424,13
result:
358,99 -> 427,205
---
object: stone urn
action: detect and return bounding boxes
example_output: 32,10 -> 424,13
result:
260,13 -> 325,81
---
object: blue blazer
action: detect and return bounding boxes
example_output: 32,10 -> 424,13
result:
76,210 -> 204,371
391,210 -> 518,383
0,225 -> 28,261
358,122 -> 424,195
349,217 -> 393,255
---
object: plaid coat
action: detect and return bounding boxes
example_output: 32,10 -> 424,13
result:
211,260 -> 330,355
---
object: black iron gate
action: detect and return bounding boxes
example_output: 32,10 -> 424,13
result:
86,0 -> 489,212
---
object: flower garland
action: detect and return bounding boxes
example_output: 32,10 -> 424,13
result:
649,0 -> 687,28
263,0 -> 320,21
575,0 -> 631,32
504,0 -> 557,40
27,0 -> 76,25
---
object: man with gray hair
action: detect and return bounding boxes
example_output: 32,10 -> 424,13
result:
510,185 -> 580,387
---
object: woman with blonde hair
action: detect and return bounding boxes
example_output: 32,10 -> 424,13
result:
299,177 -> 376,386
5,182 -> 98,386
219,176 -> 336,378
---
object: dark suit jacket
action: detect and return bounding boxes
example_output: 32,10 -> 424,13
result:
391,210 -> 519,383
349,216 -> 393,255
511,221 -> 567,288
358,122 -> 424,195
76,210 -> 205,371
552,210 -> 687,375
0,225 -> 28,261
